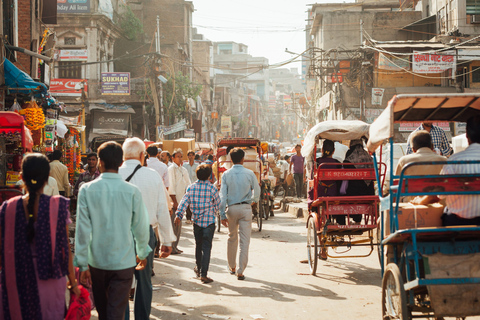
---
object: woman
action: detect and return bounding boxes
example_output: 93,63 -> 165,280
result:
0,153 -> 80,320
308,139 -> 341,203
340,139 -> 375,225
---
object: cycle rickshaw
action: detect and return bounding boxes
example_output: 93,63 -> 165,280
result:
303,120 -> 386,275
215,138 -> 272,232
368,93 -> 480,319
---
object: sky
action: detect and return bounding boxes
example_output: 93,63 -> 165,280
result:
192,0 -> 315,72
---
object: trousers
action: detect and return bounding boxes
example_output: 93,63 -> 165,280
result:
170,211 -> 182,253
193,223 -> 215,277
293,173 -> 304,197
226,203 -> 252,276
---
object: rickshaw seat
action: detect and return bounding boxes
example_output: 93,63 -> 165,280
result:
311,195 -> 379,207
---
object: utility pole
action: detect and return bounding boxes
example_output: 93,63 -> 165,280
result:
156,16 -> 161,53
152,15 -> 162,141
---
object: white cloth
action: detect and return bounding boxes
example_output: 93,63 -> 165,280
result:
440,143 -> 480,219
146,157 -> 170,188
45,176 -> 60,196
119,160 -> 175,246
168,162 -> 191,203
183,161 -> 199,183
278,160 -> 289,179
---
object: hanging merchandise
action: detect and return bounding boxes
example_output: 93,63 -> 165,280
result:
18,100 -> 45,131
9,99 -> 21,112
64,127 -> 82,184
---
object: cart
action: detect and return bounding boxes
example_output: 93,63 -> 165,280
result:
216,138 -> 270,232
302,120 -> 386,275
367,93 -> 480,319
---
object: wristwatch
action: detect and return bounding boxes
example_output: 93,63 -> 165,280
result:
67,281 -> 78,290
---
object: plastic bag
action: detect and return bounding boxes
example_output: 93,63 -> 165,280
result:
65,285 -> 91,320
9,99 -> 21,112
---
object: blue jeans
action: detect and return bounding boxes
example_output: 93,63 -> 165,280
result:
193,223 -> 215,277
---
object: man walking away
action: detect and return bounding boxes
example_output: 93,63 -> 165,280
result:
406,122 -> 453,157
168,149 -> 191,254
175,164 -> 220,283
146,145 -> 170,188
220,148 -> 260,280
75,141 -> 151,320
119,138 -> 175,320
73,152 -> 100,196
289,144 -> 305,198
50,149 -> 71,196
183,149 -> 199,223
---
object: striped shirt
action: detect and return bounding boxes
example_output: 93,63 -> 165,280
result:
440,143 -> 480,219
175,180 -> 220,228
406,124 -> 453,157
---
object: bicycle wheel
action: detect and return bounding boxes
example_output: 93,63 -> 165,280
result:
263,201 -> 269,220
307,217 -> 318,275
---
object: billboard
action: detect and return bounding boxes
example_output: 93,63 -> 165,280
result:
101,72 -> 130,95
57,0 -> 90,13
50,79 -> 87,97
92,111 -> 130,136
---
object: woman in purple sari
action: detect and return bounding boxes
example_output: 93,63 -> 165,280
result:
0,153 -> 80,320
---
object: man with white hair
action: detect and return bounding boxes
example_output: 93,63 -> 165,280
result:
119,137 -> 176,320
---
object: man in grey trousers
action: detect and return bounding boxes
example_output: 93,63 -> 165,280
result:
219,148 -> 260,280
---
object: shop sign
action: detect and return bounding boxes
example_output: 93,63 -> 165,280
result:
457,48 -> 480,61
412,50 -> 456,74
327,72 -> 343,83
211,112 -> 218,119
221,116 -> 232,133
57,0 -> 90,13
184,129 -> 195,138
58,49 -> 88,61
92,111 -> 130,135
378,53 -> 410,71
399,121 -> 450,132
50,79 -> 87,97
6,171 -> 20,186
371,88 -> 385,105
157,119 -> 187,137
101,72 -> 130,95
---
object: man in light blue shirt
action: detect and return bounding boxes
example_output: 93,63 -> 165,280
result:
75,141 -> 151,320
220,148 -> 260,281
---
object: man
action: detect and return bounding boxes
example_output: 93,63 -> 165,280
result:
406,122 -> 453,157
220,148 -> 260,281
160,151 -> 173,167
395,130 -> 447,176
73,152 -> 101,196
119,138 -> 175,320
168,149 -> 191,254
289,144 -> 305,198
175,164 -> 221,284
183,150 -> 199,183
49,149 -> 70,196
439,116 -> 480,226
75,141 -> 151,320
146,145 -> 170,188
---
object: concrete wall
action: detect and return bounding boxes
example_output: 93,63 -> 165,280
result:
192,40 -> 213,106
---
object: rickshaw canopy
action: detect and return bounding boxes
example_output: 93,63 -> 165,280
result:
367,93 -> 480,153
301,120 -> 370,159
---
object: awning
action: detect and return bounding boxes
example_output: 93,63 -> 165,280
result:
3,59 -> 47,93
400,15 -> 436,31
88,103 -> 135,114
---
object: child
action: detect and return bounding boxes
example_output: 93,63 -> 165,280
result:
174,164 -> 220,283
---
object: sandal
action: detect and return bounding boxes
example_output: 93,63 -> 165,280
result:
201,276 -> 214,284
320,248 -> 328,261
194,267 -> 200,278
228,267 -> 236,275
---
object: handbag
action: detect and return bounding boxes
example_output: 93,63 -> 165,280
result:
65,285 -> 91,320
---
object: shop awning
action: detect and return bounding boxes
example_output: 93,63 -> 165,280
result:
3,59 -> 47,93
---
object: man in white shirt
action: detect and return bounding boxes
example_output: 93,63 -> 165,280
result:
146,145 -> 170,188
168,149 -> 191,254
183,149 -> 199,223
119,138 -> 176,320
49,150 -> 70,196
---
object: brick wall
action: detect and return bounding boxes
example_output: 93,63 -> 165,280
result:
15,0 -> 32,74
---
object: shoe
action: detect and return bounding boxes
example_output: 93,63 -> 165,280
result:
228,267 -> 236,275
201,276 -> 214,284
270,212 -> 274,217
237,275 -> 245,280
186,220 -> 192,224
194,266 -> 200,278
151,270 -> 155,277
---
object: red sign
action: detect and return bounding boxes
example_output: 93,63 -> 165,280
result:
50,79 -> 87,97
328,72 -> 343,83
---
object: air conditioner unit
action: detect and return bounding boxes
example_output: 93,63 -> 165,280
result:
471,15 -> 480,23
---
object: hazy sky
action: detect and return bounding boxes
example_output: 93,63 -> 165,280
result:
192,0 -> 315,72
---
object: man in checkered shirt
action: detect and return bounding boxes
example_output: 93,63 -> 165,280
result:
175,164 -> 220,284
406,122 -> 453,157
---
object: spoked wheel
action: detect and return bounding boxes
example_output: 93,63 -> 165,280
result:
263,201 -> 269,220
382,263 -> 410,320
253,207 -> 262,232
307,218 -> 318,275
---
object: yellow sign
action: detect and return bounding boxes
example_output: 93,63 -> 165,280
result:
6,171 -> 20,186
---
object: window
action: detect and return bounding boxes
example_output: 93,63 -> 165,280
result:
58,61 -> 82,79
64,37 -> 76,45
467,0 -> 480,15
472,66 -> 480,83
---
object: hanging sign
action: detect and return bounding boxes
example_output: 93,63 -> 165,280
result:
412,51 -> 456,74
371,88 -> 385,105
157,119 -> 187,137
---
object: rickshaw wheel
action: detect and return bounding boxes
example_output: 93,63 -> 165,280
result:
382,263 -> 410,320
253,206 -> 262,232
307,217 -> 318,275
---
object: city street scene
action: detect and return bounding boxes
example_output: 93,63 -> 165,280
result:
1,0 -> 480,319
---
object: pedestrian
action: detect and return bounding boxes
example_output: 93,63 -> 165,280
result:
160,151 -> 173,167
75,141 -> 151,320
49,149 -> 71,196
146,145 -> 170,188
0,153 -> 80,320
168,148 -> 191,254
220,148 -> 260,281
73,152 -> 100,196
175,164 -> 221,283
406,122 -> 453,157
119,138 -> 175,320
289,144 -> 306,198
183,149 -> 199,223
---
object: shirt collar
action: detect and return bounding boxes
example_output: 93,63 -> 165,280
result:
123,159 -> 142,166
416,147 -> 435,154
173,162 -> 182,168
100,172 -> 122,179
147,157 -> 159,163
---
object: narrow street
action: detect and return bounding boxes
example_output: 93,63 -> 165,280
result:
143,204 -> 382,320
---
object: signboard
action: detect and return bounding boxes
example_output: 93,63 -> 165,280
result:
157,119 -> 187,137
58,49 -> 88,61
413,51 -> 456,74
101,72 -> 130,95
399,122 -> 450,132
327,72 -> 343,83
221,116 -> 232,133
57,0 -> 90,13
378,53 -> 410,71
92,111 -> 130,135
50,78 -> 87,97
371,88 -> 385,105
458,48 -> 480,61
184,129 -> 195,138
